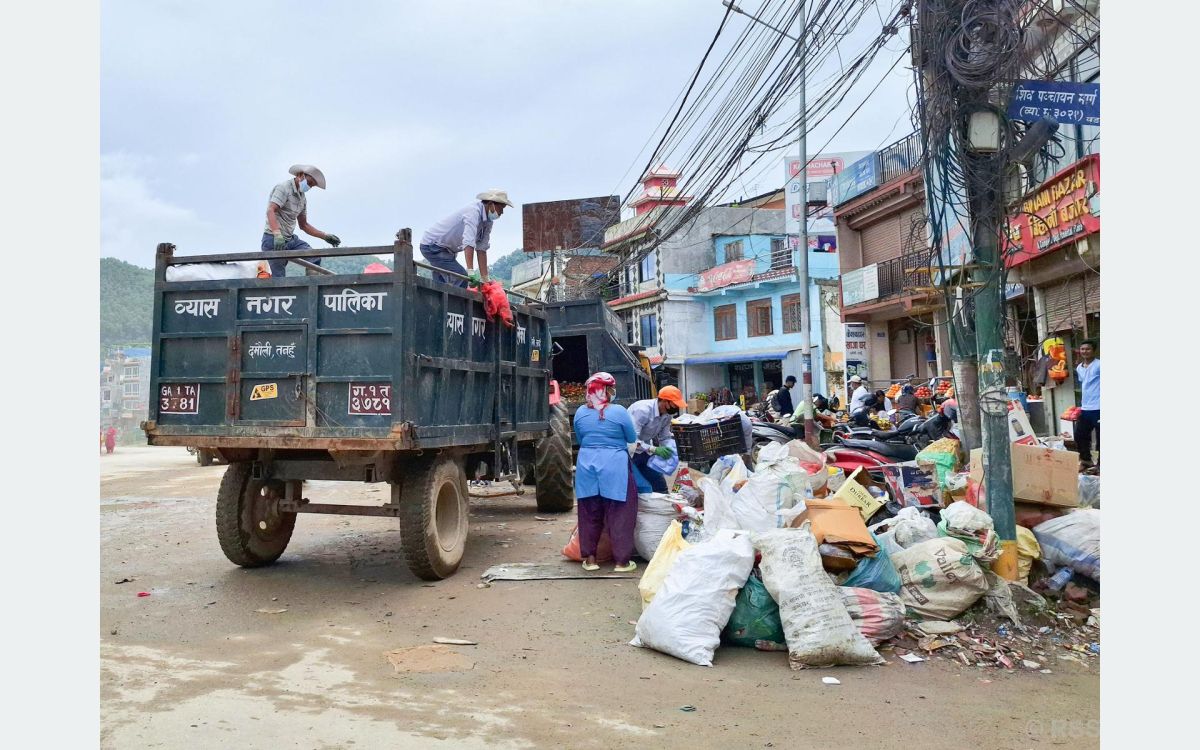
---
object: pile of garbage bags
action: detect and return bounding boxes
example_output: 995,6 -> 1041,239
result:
627,438 -> 1101,670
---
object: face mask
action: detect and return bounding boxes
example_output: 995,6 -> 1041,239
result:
486,209 -> 499,221
666,405 -> 680,416
298,178 -> 310,193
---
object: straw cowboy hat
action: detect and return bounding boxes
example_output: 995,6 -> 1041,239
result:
476,189 -> 515,207
288,164 -> 327,189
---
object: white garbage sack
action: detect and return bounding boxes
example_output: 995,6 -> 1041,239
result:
1078,474 -> 1100,508
891,537 -> 989,620
638,520 -> 691,609
869,507 -> 937,557
630,529 -> 755,666
1033,509 -> 1100,581
164,261 -> 261,281
635,492 -> 682,561
737,443 -> 809,527
753,524 -> 884,669
698,476 -> 796,534
938,501 -> 1000,563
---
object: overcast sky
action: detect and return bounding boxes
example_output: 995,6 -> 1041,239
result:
101,0 -> 913,268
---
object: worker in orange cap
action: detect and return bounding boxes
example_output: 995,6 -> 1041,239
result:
627,385 -> 687,493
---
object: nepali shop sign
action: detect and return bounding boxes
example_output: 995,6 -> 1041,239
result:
698,259 -> 755,291
1006,154 -> 1099,267
841,264 -> 880,307
1008,80 -> 1100,127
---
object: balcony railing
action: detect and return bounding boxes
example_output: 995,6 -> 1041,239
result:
876,251 -> 931,299
877,131 -> 922,186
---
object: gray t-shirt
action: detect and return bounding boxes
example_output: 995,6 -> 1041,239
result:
264,179 -> 306,237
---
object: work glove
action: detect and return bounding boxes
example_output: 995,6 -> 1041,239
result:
653,445 -> 673,459
272,233 -> 286,251
467,270 -> 482,285
325,233 -> 341,247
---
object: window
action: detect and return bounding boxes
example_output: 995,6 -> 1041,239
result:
123,364 -> 139,379
101,389 -> 111,404
782,294 -> 803,333
624,312 -> 635,344
639,313 -> 658,347
714,304 -> 737,341
747,298 -> 773,337
639,253 -> 656,284
724,239 -> 744,262
770,237 -> 789,269
123,382 -> 140,397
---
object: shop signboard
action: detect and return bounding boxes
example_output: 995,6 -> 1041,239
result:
1008,80 -> 1099,127
841,264 -> 880,307
1006,154 -> 1100,267
828,154 -> 880,207
698,259 -> 755,292
785,151 -> 871,234
844,323 -> 868,399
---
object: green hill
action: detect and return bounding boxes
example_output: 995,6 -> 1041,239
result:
100,257 -> 154,350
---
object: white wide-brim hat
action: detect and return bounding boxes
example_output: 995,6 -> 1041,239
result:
476,189 -> 514,207
289,164 -> 327,189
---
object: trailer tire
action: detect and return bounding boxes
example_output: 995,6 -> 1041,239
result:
215,462 -> 296,567
533,403 -> 575,512
398,454 -> 469,581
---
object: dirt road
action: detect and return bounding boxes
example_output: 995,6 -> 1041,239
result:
101,447 -> 1099,749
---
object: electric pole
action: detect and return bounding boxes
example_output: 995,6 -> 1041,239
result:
722,0 -> 817,446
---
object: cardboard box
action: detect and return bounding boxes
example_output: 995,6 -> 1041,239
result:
1007,400 -> 1038,445
687,398 -> 706,415
831,467 -> 884,522
1058,418 -> 1075,440
969,443 -> 1079,508
790,499 -> 878,557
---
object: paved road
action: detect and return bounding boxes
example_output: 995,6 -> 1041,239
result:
101,447 -> 1099,749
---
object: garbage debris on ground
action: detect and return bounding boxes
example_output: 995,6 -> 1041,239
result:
915,438 -> 962,488
481,563 -> 639,582
432,637 -> 477,645
620,441 -> 1099,675
635,491 -> 691,561
561,525 -> 614,563
1077,474 -> 1100,508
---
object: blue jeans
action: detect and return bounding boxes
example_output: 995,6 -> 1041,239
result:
631,451 -> 668,493
261,233 -> 318,278
420,243 -> 467,287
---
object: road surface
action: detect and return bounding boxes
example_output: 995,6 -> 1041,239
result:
101,447 -> 1099,749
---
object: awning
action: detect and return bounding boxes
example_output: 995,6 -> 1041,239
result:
684,348 -> 797,366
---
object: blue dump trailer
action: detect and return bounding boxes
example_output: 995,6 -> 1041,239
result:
142,230 -> 573,580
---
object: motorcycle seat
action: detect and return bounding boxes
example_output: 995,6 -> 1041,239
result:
838,439 -> 918,461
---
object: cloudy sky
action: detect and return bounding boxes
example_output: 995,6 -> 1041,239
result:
101,0 -> 912,268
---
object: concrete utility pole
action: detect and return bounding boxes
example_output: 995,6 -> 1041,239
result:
723,0 -> 817,446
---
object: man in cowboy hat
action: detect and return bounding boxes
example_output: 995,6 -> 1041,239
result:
420,189 -> 515,287
847,374 -> 871,413
262,164 -> 342,277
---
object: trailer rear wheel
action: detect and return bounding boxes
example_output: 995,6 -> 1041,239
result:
215,462 -> 296,567
533,403 -> 575,512
398,454 -> 469,581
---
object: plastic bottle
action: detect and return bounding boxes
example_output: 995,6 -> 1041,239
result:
1045,567 -> 1073,592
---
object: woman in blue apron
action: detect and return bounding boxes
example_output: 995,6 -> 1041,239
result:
573,372 -> 639,572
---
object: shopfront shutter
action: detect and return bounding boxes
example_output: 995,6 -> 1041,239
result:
861,215 -> 902,266
1043,274 -> 1099,333
898,207 -> 928,256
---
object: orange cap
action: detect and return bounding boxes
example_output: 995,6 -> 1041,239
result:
657,385 -> 687,411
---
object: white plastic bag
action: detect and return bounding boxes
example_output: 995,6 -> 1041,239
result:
635,493 -> 682,560
869,507 -> 937,557
891,537 -> 989,620
1078,475 -> 1100,508
631,529 -> 755,666
1033,509 -> 1100,581
753,524 -> 884,669
164,261 -> 260,281
938,501 -> 1000,563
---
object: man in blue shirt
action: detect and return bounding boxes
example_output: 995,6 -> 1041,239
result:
1074,339 -> 1100,470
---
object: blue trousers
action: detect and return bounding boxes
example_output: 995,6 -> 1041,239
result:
420,244 -> 467,287
631,451 -> 668,493
261,233 -> 318,277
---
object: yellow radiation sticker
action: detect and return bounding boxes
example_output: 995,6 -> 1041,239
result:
250,382 -> 278,401
531,349 -> 540,362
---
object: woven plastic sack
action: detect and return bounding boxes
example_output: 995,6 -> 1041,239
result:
561,525 -> 613,563
1016,526 -> 1041,585
635,493 -> 682,561
722,571 -> 786,651
839,587 -> 906,645
631,529 -> 755,666
752,524 -> 884,669
637,520 -> 691,610
1033,509 -> 1100,581
891,537 -> 989,620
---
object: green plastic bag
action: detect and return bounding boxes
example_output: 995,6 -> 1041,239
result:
721,571 -> 787,651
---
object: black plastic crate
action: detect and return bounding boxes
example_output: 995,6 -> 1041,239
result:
674,415 -> 747,464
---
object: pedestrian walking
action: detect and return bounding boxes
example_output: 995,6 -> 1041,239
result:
572,373 -> 639,573
1074,339 -> 1100,471
105,426 -> 117,454
261,164 -> 341,277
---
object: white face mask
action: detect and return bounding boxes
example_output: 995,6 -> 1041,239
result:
298,178 -> 310,193
486,208 -> 500,221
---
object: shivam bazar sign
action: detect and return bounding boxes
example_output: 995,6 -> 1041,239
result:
1006,154 -> 1099,267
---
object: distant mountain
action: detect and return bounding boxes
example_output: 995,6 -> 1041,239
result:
100,258 -> 153,350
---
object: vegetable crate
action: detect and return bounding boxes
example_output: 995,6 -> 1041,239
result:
674,415 -> 747,464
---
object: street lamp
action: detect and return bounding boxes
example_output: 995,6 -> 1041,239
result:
723,0 -> 817,446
